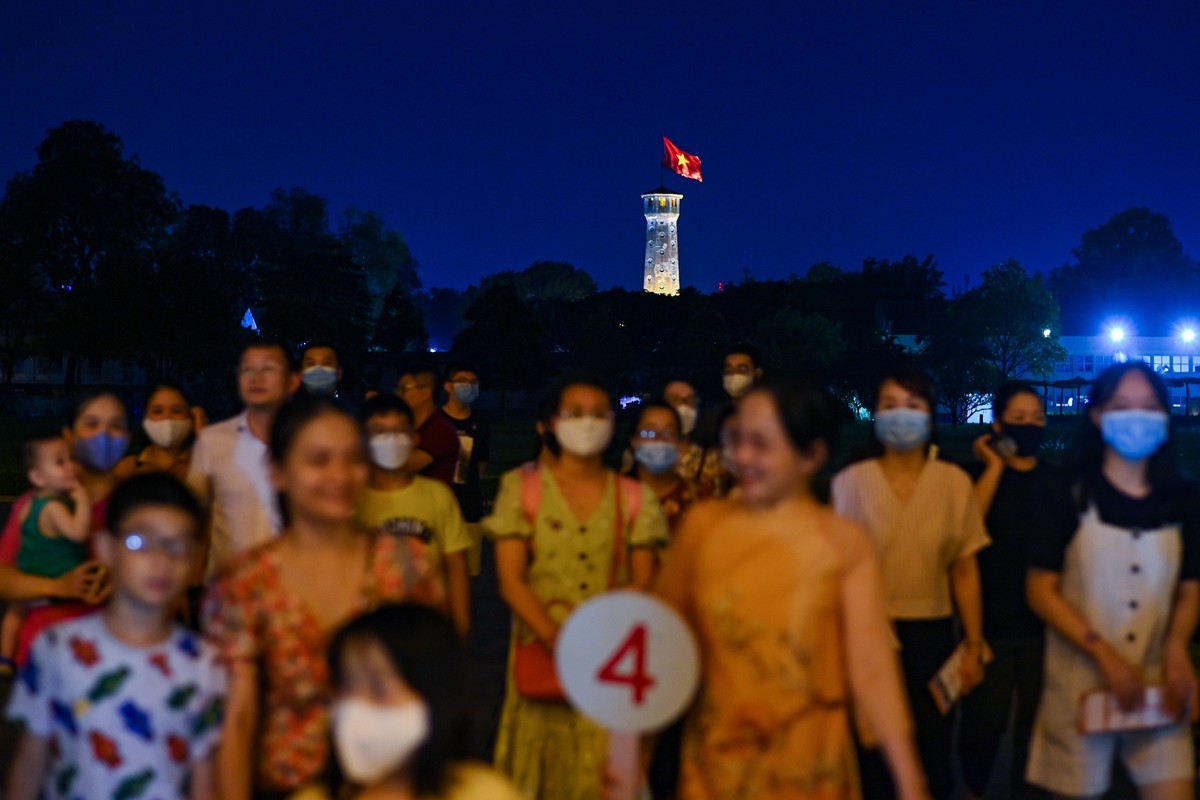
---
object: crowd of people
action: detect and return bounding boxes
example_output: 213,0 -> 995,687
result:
0,338 -> 1198,800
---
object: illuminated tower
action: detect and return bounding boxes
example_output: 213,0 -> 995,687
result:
642,188 -> 682,295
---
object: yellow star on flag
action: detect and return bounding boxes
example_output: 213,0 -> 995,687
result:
676,153 -> 689,168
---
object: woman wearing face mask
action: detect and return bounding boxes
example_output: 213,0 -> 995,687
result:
485,373 -> 668,799
1025,363 -> 1199,800
627,402 -> 696,536
327,603 -> 521,799
6,392 -> 130,664
655,380 -> 929,800
204,397 -> 444,800
830,367 -> 989,800
957,381 -> 1052,800
117,381 -> 204,481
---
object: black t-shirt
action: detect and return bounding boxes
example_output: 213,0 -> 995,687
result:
966,462 -> 1056,640
1028,471 -> 1200,581
447,410 -> 491,522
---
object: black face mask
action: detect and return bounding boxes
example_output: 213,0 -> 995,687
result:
1002,423 -> 1045,457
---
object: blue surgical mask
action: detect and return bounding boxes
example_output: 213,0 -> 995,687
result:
453,383 -> 479,405
302,366 -> 338,394
874,408 -> 931,453
635,442 -> 680,475
73,432 -> 129,472
1101,409 -> 1168,461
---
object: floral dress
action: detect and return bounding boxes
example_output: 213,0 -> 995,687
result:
485,468 -> 667,799
202,533 -> 439,792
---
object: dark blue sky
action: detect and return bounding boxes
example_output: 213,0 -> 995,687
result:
3,1 -> 1199,293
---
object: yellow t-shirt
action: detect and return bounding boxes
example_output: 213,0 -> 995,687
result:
357,477 -> 472,571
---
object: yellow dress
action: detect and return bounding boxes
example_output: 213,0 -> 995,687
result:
656,500 -> 904,800
484,467 -> 668,800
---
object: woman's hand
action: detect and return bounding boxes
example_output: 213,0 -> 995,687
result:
58,562 -> 110,603
1162,638 -> 1198,721
957,643 -> 986,695
971,433 -> 1005,470
1095,644 -> 1145,711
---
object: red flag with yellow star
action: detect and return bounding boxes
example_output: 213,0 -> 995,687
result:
663,136 -> 702,182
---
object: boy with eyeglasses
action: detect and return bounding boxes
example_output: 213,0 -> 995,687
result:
5,472 -> 226,800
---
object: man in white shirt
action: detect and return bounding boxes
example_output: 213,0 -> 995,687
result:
187,341 -> 298,575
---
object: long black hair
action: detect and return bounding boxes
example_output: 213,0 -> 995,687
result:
1071,361 -> 1183,508
328,603 -> 469,794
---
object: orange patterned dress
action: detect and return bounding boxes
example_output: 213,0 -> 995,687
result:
202,533 -> 440,791
656,499 -> 905,800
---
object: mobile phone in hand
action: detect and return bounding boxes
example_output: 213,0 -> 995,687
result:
989,435 -> 1017,459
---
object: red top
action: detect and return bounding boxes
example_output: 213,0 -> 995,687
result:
417,410 -> 461,487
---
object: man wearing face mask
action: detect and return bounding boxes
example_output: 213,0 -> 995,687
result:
692,343 -> 763,451
441,365 -> 491,576
356,394 -> 472,637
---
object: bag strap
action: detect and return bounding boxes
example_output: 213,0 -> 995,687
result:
519,461 -> 541,528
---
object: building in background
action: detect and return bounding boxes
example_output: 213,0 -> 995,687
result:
642,187 -> 682,295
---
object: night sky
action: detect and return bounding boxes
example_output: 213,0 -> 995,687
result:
3,1 -> 1199,294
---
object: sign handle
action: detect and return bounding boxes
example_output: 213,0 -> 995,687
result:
604,729 -> 640,800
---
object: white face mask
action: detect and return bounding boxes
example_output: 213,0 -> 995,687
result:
723,373 -> 754,399
554,417 -> 614,458
333,698 -> 430,785
142,418 -> 192,450
369,433 -> 414,471
673,404 -> 698,436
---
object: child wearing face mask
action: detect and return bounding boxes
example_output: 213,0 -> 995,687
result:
327,603 -> 520,799
485,373 -> 668,799
356,394 -> 473,638
1025,362 -> 1200,799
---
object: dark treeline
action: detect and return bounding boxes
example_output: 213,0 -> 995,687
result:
2,120 -> 1198,421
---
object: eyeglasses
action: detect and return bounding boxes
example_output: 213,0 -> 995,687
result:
451,378 -> 479,386
636,430 -> 678,442
398,383 -> 431,392
120,532 -> 195,560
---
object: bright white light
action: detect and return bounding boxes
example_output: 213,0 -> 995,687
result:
1183,328 -> 1197,343
1042,328 -> 1051,338
619,395 -> 642,410
1109,327 -> 1126,343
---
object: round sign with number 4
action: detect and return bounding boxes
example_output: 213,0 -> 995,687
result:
556,590 -> 700,733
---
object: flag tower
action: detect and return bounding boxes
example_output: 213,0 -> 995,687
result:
642,188 -> 682,295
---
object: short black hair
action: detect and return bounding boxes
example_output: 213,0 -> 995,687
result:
142,380 -> 192,412
242,338 -> 294,371
300,340 -> 340,364
359,393 -> 416,427
105,472 -> 204,538
443,363 -> 477,382
400,362 -> 440,386
329,604 -> 469,795
993,380 -> 1040,419
726,342 -> 762,369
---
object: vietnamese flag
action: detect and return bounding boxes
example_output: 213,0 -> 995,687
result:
663,136 -> 702,182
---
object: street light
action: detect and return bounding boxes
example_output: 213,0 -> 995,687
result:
1183,328 -> 1197,344
1042,328 -> 1052,338
1108,326 -> 1126,343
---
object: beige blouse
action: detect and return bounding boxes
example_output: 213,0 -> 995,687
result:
831,458 -> 989,620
